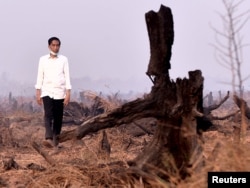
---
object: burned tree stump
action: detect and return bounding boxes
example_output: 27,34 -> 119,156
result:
128,70 -> 204,179
59,5 -> 205,181
128,5 -> 204,179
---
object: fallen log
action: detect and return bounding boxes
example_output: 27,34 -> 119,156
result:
59,97 -> 156,142
31,141 -> 56,166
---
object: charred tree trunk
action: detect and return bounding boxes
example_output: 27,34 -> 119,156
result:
129,70 -> 204,179
59,5 -> 205,181
130,5 -> 204,179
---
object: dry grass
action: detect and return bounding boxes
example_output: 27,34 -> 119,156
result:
1,106 -> 250,187
177,131 -> 250,188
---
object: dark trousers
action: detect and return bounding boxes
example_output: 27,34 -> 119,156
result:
42,96 -> 64,140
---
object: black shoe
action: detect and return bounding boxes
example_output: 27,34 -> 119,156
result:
53,135 -> 59,147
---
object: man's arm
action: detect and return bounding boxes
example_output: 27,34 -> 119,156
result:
64,89 -> 71,106
35,58 -> 43,105
63,57 -> 71,106
36,89 -> 42,105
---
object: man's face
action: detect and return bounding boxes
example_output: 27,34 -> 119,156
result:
49,40 -> 60,53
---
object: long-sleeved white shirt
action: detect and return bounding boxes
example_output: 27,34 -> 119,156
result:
35,54 -> 72,99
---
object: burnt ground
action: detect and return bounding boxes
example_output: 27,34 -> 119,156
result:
1,103 -> 250,187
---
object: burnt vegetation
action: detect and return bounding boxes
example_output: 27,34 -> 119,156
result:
1,4 -> 250,188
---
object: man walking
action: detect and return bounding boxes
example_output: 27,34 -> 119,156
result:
35,37 -> 71,150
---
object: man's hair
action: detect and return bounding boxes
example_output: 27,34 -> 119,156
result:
48,37 -> 61,46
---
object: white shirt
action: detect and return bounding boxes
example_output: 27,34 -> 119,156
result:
35,54 -> 72,99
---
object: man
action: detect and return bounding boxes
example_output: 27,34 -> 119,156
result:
35,37 -> 71,150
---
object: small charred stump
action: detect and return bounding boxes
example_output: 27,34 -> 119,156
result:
3,157 -> 19,170
233,95 -> 250,119
98,130 -> 111,161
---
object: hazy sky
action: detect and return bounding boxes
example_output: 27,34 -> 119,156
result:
0,0 -> 250,94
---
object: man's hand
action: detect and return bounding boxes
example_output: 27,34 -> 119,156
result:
64,90 -> 71,106
36,89 -> 42,105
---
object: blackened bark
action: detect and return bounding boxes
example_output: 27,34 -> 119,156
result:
146,5 -> 174,79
